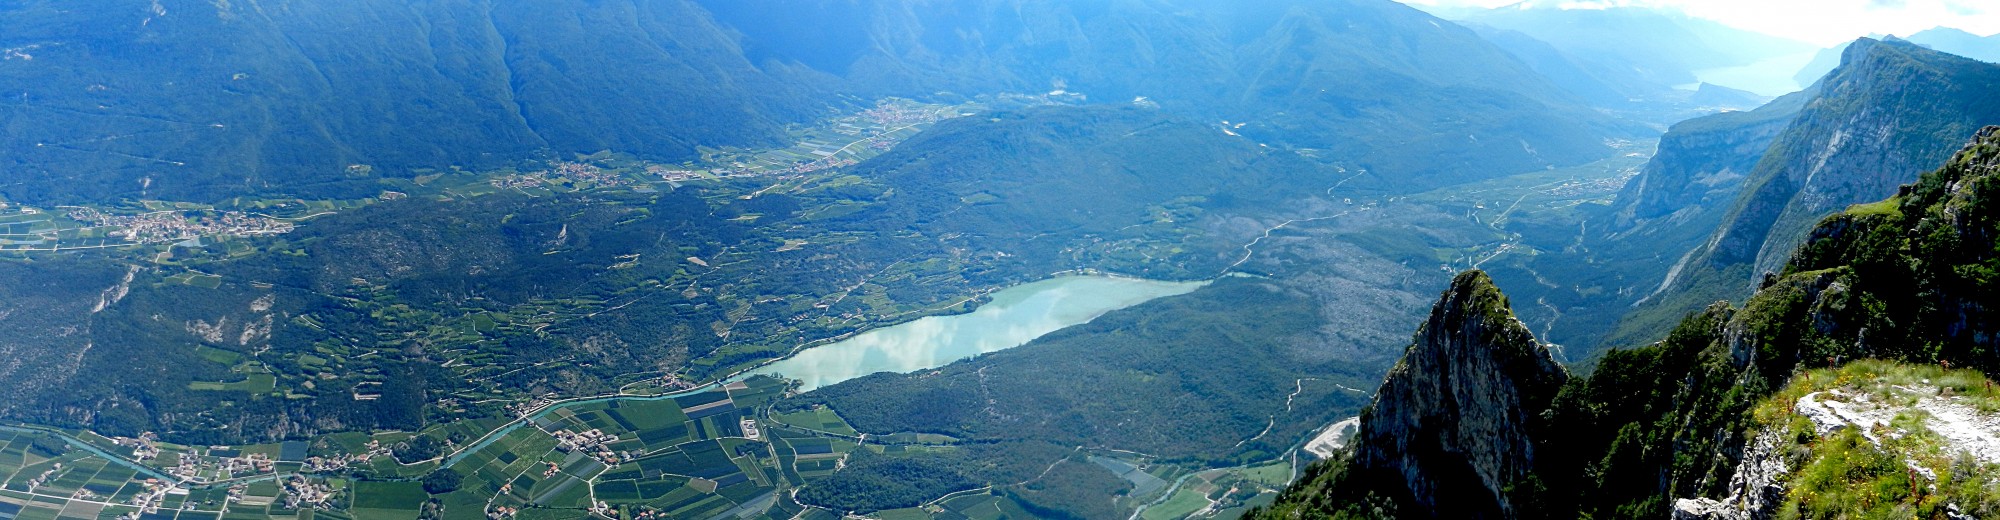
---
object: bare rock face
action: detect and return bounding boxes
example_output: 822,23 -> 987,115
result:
1671,430 -> 1789,520
1349,270 -> 1569,519
1704,38 -> 2000,280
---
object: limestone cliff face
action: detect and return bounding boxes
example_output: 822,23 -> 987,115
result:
1615,38 -> 2000,347
1348,270 -> 1568,519
1704,38 -> 2000,279
1607,89 -> 1808,233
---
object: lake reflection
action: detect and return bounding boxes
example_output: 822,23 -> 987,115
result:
749,275 -> 1205,392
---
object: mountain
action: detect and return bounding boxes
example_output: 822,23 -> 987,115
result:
1795,28 -> 2000,85
0,0 -> 826,205
1462,24 -> 1660,109
1456,4 -> 1814,91
1606,88 -> 1813,234
1268,271 -> 1567,518
1258,126 -> 2000,519
703,0 -> 1635,189
0,0 -> 1629,206
1611,38 -> 2000,346
1907,27 -> 2000,62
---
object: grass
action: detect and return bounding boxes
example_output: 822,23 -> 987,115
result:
771,407 -> 860,437
1753,360 -> 2000,519
194,345 -> 245,365
350,481 -> 427,519
1844,197 -> 1903,218
1236,462 -> 1293,487
1143,487 -> 1211,520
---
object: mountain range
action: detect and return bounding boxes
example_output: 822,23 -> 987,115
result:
0,0 -> 1629,206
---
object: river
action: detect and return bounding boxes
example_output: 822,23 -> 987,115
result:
747,275 -> 1207,392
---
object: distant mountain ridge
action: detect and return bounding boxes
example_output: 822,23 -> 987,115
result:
0,0 -> 1629,205
1795,28 -> 2000,86
0,0 -> 826,204
697,0 -> 1642,189
1454,4 -> 1814,90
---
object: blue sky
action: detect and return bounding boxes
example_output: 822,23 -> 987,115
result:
1398,0 -> 2000,46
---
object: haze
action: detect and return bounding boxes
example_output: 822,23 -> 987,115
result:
1402,0 -> 2000,45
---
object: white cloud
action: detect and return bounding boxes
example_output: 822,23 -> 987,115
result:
1399,0 -> 2000,45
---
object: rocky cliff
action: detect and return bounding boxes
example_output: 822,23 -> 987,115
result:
1607,89 -> 1809,234
1605,37 -> 2000,349
1265,271 -> 1567,519
1352,271 -> 1568,518
1709,38 -> 2000,280
1258,128 -> 2000,519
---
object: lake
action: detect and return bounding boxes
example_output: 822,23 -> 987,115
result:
748,275 -> 1207,392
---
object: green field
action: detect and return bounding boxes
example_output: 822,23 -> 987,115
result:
1142,487 -> 1210,520
351,481 -> 427,520
771,407 -> 859,437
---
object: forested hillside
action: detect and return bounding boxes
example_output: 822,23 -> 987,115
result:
0,0 -> 1628,205
0,0 -> 824,204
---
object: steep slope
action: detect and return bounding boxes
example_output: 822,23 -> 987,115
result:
1458,5 -> 1813,90
1254,271 -> 1568,519
0,0 -> 822,205
0,0 -> 1628,205
1796,29 -> 2000,85
1460,81 -> 1813,356
1606,88 -> 1813,234
1461,24 -> 1659,109
694,0 -> 1631,188
1258,127 -> 2000,519
1610,37 -> 2000,348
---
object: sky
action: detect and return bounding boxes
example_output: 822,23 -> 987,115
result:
1398,0 -> 2000,46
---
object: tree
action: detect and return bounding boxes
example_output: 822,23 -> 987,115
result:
421,469 -> 463,494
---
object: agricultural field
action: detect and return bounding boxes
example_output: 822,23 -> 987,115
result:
0,375 -> 859,520
416,376 -> 838,519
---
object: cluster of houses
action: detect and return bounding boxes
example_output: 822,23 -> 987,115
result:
167,450 -> 275,483
124,478 -> 181,513
490,161 -> 630,190
303,438 -> 394,473
550,428 -> 622,467
109,433 -> 161,462
280,475 -> 338,510
64,207 -> 294,245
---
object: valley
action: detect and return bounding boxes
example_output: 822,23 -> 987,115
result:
0,89 -> 1658,518
6,1 -> 1993,519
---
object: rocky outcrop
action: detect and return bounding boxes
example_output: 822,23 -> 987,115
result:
1347,270 -> 1568,519
1670,430 -> 1789,520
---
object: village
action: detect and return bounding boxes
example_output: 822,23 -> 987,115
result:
64,207 -> 295,245
490,160 -> 629,190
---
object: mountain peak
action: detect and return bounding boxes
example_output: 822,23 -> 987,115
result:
1337,270 -> 1568,518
